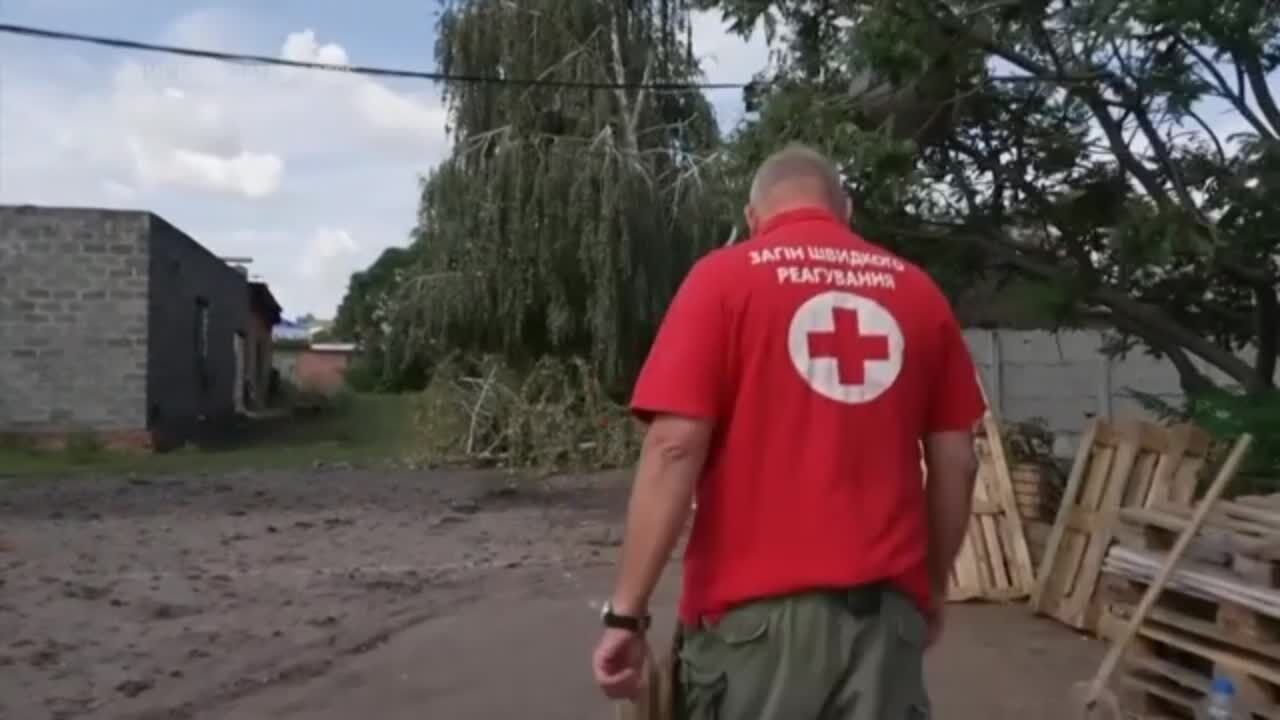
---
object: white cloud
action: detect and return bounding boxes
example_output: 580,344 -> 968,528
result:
280,28 -> 351,66
130,146 -> 284,199
299,227 -> 361,279
0,12 -> 449,316
0,9 -> 766,317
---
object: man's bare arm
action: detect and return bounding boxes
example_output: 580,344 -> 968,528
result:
608,415 -> 713,615
923,430 -> 979,603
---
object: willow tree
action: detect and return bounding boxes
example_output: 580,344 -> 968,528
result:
392,0 -> 735,392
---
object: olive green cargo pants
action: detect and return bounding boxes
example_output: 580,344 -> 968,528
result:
677,585 -> 930,720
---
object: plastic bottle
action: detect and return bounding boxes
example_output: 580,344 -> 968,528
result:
1199,677 -> 1244,720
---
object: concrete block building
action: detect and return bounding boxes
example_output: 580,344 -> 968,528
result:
0,206 -> 274,450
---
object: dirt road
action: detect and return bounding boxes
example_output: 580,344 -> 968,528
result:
0,467 -> 1101,720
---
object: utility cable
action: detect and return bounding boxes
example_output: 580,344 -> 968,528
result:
0,22 -> 753,91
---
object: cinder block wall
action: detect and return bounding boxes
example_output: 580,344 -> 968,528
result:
964,328 -> 1240,457
0,207 -> 150,435
146,215 -> 249,447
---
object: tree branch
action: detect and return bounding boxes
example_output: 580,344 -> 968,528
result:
1177,37 -> 1279,142
1079,92 -> 1174,207
1255,285 -> 1279,386
892,219 -> 1268,392
1124,97 -> 1204,218
609,9 -> 642,155
1237,48 -> 1280,140
1185,106 -> 1229,163
1107,312 -> 1215,396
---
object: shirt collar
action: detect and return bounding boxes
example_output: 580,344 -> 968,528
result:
754,206 -> 844,237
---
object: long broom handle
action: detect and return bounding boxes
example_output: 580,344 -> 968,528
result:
1083,433 -> 1254,703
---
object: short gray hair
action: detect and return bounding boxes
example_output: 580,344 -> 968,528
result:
748,143 -> 846,214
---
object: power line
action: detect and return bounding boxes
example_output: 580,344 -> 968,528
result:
0,22 -> 753,92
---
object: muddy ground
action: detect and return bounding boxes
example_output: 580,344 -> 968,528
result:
0,467 -> 1102,720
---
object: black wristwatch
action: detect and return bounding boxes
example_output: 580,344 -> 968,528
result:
601,601 -> 651,633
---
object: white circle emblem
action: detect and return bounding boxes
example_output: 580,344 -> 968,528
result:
786,291 -> 905,404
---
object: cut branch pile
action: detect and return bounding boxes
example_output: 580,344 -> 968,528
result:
410,354 -> 640,472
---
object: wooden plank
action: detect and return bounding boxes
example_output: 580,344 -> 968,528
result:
938,378 -> 1034,603
1063,422 -> 1144,626
968,519 -> 995,591
1125,656 -> 1280,720
1123,450 -> 1161,508
1047,442 -> 1115,621
1139,623 -> 1280,687
1033,419 -> 1101,613
951,525 -> 983,598
1106,591 -> 1280,664
1142,424 -> 1194,508
970,499 -> 1002,515
982,408 -> 1034,592
1171,454 -> 1207,506
1129,503 -> 1280,543
974,461 -> 1011,591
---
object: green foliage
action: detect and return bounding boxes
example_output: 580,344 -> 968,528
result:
65,429 -> 103,464
707,0 -> 1280,396
342,357 -> 382,394
1132,386 -> 1280,485
330,244 -> 430,391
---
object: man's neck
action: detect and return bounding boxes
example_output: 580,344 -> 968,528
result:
760,200 -> 837,220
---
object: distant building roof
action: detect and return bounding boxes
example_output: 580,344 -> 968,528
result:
272,320 -> 310,342
308,342 -> 357,353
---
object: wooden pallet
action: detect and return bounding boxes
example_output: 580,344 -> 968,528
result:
1031,420 -> 1213,632
1101,483 -> 1280,719
945,410 -> 1035,603
1111,613 -> 1280,720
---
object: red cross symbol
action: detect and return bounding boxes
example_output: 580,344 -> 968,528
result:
806,307 -> 891,385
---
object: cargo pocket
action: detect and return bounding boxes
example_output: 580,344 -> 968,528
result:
891,598 -> 932,720
679,661 -> 726,720
679,603 -> 772,720
707,603 -> 771,646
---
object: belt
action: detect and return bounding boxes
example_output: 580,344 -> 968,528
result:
687,580 -> 893,630
839,580 -> 891,617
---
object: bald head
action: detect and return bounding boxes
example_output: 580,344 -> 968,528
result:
746,144 -> 849,231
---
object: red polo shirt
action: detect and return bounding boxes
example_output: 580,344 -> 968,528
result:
631,207 -> 985,624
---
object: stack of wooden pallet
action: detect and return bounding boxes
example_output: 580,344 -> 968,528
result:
943,411 -> 1036,603
1098,494 -> 1280,718
1031,420 -> 1214,633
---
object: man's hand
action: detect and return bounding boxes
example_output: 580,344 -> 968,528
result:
926,580 -> 946,650
926,607 -> 944,650
592,628 -> 649,700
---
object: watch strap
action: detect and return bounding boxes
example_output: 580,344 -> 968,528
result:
602,603 -> 651,632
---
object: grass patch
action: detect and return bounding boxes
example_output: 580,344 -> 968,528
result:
0,393 -> 417,479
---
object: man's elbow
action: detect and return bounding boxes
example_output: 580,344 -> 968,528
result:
954,443 -> 979,479
642,415 -> 713,468
924,430 -> 979,485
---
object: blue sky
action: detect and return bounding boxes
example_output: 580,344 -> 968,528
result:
0,1 -> 768,317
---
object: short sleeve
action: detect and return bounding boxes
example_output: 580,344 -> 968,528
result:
925,307 -> 986,433
630,257 -> 726,422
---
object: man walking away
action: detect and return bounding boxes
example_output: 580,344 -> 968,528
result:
591,143 -> 983,720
